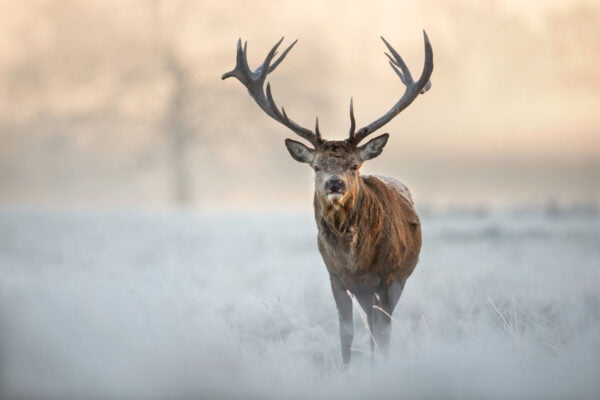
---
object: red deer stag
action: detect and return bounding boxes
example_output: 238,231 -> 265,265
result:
222,32 -> 433,364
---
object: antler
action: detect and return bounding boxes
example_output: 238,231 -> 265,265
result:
349,31 -> 433,145
222,37 -> 322,147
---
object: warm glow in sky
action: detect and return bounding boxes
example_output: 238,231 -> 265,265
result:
0,0 -> 599,209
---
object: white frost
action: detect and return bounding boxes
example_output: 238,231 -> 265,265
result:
0,208 -> 599,400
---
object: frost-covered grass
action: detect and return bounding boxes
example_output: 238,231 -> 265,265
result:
0,208 -> 599,400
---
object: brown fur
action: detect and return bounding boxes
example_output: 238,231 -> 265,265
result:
315,175 -> 421,293
223,34 -> 432,364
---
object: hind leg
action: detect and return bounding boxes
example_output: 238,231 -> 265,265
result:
373,279 -> 406,357
387,278 -> 406,311
355,293 -> 377,356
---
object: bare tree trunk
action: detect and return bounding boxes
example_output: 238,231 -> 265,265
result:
164,51 -> 192,206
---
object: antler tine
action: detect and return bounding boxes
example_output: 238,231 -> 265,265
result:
222,38 -> 321,147
242,41 -> 250,73
256,37 -> 284,81
268,39 -> 298,73
348,98 -> 356,139
382,36 -> 413,84
386,57 -> 409,85
315,116 -> 322,140
350,31 -> 433,145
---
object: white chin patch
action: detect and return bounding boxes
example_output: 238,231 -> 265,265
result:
327,193 -> 344,203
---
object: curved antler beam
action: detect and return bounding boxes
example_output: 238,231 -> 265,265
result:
222,38 -> 322,147
349,31 -> 434,145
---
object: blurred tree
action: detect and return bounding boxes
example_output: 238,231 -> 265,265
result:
152,0 -> 195,206
163,49 -> 193,205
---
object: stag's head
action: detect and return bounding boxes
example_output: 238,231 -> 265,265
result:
222,34 -> 433,208
284,135 -> 389,208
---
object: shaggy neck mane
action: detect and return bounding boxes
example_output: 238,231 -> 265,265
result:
316,179 -> 383,264
319,191 -> 358,235
315,176 -> 420,270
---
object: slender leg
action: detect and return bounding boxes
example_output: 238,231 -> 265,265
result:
374,279 -> 406,358
387,278 -> 406,312
373,290 -> 392,357
355,293 -> 377,357
330,275 -> 353,365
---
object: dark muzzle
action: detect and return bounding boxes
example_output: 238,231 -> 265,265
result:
325,176 -> 346,194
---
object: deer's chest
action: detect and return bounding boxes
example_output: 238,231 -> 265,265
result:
317,227 -> 381,293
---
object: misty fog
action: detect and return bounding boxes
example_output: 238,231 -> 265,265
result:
1,209 -> 599,399
1,1 -> 599,399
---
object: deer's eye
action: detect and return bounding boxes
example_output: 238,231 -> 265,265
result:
351,164 -> 359,171
314,166 -> 321,172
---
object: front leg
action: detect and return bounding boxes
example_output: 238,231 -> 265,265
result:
330,274 -> 353,365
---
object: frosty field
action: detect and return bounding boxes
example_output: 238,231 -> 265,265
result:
1,208 -> 599,400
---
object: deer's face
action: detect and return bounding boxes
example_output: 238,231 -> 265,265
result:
312,141 -> 362,206
285,134 -> 389,207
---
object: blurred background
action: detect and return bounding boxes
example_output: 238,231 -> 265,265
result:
1,0 -> 599,211
2,2 -> 600,399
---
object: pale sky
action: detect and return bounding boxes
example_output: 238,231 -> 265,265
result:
0,0 -> 599,209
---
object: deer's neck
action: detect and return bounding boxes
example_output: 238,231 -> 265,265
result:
315,177 -> 386,268
315,180 -> 366,237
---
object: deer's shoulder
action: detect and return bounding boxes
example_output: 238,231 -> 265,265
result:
362,174 -> 413,204
362,174 -> 419,225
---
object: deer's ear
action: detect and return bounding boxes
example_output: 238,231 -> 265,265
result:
285,139 -> 315,164
358,133 -> 389,161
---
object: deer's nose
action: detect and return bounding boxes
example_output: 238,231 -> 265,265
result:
325,176 -> 346,193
